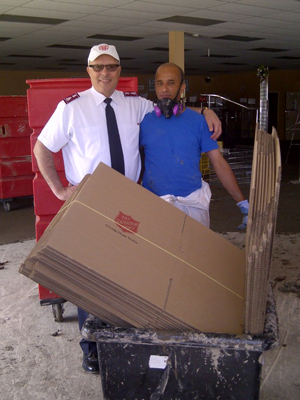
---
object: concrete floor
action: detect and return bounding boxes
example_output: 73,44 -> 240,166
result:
1,232 -> 300,400
1,160 -> 300,399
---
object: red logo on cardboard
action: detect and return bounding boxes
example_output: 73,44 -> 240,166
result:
99,44 -> 109,51
114,211 -> 139,234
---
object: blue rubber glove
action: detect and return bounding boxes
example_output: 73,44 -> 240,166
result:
237,199 -> 249,229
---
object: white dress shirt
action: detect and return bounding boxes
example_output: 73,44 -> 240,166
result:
38,87 -> 153,185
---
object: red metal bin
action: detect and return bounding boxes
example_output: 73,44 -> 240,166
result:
26,77 -> 138,318
0,96 -> 34,211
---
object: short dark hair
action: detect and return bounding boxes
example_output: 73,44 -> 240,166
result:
155,63 -> 184,84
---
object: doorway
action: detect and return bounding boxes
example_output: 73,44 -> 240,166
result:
268,92 -> 278,133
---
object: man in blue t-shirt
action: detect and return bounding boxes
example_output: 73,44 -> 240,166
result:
140,62 -> 249,228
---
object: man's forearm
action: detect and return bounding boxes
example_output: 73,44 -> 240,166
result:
207,150 -> 245,203
215,162 -> 245,203
33,140 -> 66,200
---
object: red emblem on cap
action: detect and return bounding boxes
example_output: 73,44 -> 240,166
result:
114,211 -> 139,234
99,44 -> 109,51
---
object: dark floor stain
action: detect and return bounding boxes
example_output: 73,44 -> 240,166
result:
278,281 -> 300,297
280,259 -> 292,266
273,276 -> 287,289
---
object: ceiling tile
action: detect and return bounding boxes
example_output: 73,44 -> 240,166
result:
0,0 -> 300,74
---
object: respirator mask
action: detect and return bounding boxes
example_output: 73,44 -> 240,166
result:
154,98 -> 182,119
154,77 -> 185,119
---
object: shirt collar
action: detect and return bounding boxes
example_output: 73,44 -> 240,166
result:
91,87 -> 120,107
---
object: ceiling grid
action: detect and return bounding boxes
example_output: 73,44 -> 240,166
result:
0,0 -> 300,74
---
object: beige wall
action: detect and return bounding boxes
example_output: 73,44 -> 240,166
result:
0,70 -> 88,95
2,68 -> 300,141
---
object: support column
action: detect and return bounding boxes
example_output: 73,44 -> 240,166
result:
169,31 -> 185,72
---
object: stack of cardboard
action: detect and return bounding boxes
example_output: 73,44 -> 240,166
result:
20,162 -> 246,335
244,126 -> 281,334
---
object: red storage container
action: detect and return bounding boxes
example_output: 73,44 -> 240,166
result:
0,156 -> 32,177
1,136 -> 32,158
35,214 -> 56,243
0,96 -> 34,210
26,77 -> 138,305
0,175 -> 34,200
33,172 -> 67,220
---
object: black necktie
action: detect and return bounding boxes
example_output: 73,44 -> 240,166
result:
104,98 -> 125,175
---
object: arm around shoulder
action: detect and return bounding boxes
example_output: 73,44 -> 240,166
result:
189,107 -> 222,139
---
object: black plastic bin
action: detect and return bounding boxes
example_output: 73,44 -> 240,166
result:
82,291 -> 279,400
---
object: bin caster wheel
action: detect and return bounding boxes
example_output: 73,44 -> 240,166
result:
52,303 -> 64,322
3,201 -> 11,212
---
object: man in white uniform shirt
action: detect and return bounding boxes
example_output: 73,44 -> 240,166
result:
34,43 -> 222,373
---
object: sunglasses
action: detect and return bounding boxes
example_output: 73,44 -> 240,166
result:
88,64 -> 120,72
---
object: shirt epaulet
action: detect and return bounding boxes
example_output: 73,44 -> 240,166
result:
63,93 -> 80,104
123,91 -> 139,97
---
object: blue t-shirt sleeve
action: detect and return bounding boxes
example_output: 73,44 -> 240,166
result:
198,116 -> 219,153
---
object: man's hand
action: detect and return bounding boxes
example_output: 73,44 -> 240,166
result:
55,184 -> 78,201
203,108 -> 222,140
190,107 -> 222,140
237,199 -> 249,229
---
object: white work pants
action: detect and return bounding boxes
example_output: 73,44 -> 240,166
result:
160,180 -> 211,228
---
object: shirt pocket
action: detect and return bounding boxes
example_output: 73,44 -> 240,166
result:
74,126 -> 108,159
119,122 -> 140,151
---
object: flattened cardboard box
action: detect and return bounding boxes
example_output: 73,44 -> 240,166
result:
20,162 -> 246,334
